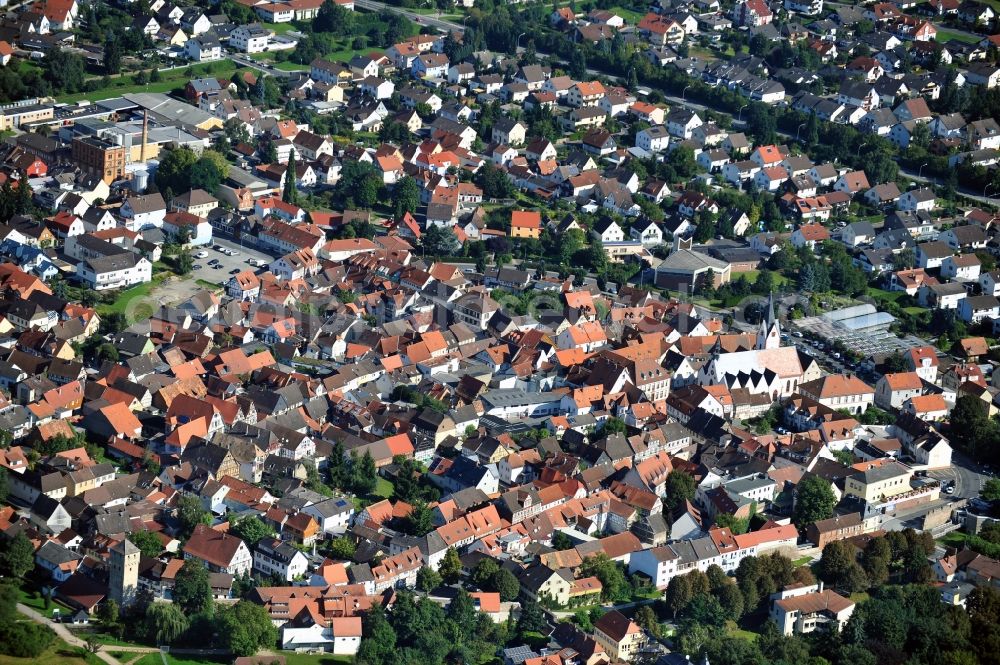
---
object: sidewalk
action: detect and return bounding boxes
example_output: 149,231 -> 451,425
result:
16,603 -> 125,665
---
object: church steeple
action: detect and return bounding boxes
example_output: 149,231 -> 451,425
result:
756,292 -> 781,350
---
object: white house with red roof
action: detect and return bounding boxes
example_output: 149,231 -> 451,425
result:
183,523 -> 253,575
733,0 -> 772,26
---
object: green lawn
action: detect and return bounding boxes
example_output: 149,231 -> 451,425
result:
264,21 -> 301,34
95,278 -> 161,319
0,633 -> 103,665
937,28 -> 980,44
14,585 -> 73,616
849,591 -> 871,604
271,60 -> 311,71
132,654 -> 228,665
70,628 -> 150,649
609,5 -> 645,22
866,287 -> 910,308
57,62 -> 241,103
374,477 -> 394,499
939,531 -> 970,548
725,621 -> 757,641
282,654 -> 356,665
793,555 -> 813,567
740,269 -> 789,287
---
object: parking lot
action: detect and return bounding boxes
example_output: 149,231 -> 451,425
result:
790,316 -> 927,359
190,237 -> 274,287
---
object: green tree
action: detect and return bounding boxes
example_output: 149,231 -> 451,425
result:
98,343 -> 119,362
472,558 -> 500,589
329,536 -> 356,560
175,248 -> 194,275
517,598 -> 547,635
0,532 -> 34,578
0,620 -> 55,658
43,47 -> 87,94
176,494 -> 210,539
634,605 -> 661,637
602,417 -> 626,435
421,225 -> 460,257
351,450 -> 378,495
792,475 -> 837,528
357,604 -> 396,665
439,547 -> 462,583
417,566 -> 442,592
400,501 -> 434,536
219,601 -> 278,657
283,150 -> 299,204
817,540 -> 858,588
579,553 -> 629,602
983,478 -> 1000,502
96,598 -> 120,637
476,162 -> 515,199
663,470 -> 697,515
128,530 -> 163,559
493,568 -> 520,601
314,0 -> 351,33
666,573 -> 694,617
174,560 -> 213,615
393,176 -> 420,219
104,37 -> 122,75
155,147 -> 199,193
189,155 -> 226,194
229,515 -> 274,546
142,602 -> 189,645
552,531 -> 574,551
746,103 -> 777,144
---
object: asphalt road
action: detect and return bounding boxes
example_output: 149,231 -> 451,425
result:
928,450 -> 991,499
190,236 -> 273,287
231,53 -> 302,79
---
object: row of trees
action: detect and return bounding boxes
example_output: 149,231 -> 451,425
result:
667,553 -> 810,625
357,589 -> 520,665
817,529 -> 936,593
326,442 -> 380,497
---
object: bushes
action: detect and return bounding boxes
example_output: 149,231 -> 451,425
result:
0,584 -> 55,658
0,620 -> 56,658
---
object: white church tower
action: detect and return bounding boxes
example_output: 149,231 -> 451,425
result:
756,293 -> 781,350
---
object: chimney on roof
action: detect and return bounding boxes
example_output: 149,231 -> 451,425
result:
141,110 -> 149,163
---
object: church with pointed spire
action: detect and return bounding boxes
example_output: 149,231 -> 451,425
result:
756,293 -> 781,350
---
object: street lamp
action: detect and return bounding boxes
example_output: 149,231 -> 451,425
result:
795,122 -> 807,142
986,183 -> 997,199
918,162 -> 929,179
737,104 -> 748,122
856,141 -> 869,158
516,32 -> 526,51
681,84 -> 692,102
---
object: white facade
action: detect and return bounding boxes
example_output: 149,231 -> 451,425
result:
230,25 -> 271,53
